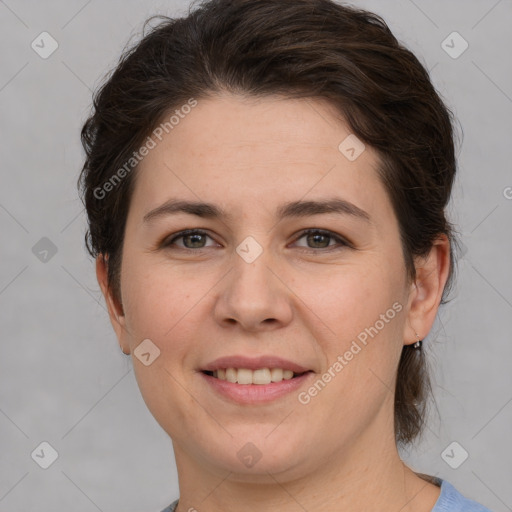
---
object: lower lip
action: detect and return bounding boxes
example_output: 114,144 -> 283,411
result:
200,372 -> 314,404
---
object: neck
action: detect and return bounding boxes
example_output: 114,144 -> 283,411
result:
171,415 -> 440,512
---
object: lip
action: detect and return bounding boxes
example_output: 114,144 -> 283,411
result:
201,355 -> 311,373
200,371 -> 314,404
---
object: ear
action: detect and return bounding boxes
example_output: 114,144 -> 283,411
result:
403,234 -> 451,346
96,254 -> 131,354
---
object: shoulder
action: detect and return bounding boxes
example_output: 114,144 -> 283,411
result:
433,479 -> 494,512
159,481 -> 494,512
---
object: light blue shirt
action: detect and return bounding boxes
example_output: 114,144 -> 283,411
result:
160,478 -> 493,511
431,479 -> 493,511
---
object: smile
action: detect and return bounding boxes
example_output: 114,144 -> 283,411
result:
200,369 -> 314,404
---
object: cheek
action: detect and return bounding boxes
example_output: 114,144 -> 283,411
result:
296,269 -> 404,422
291,258 -> 403,344
293,257 -> 405,405
120,258 -> 181,346
120,258 -> 206,432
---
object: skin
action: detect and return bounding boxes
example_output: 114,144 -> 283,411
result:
97,93 -> 450,511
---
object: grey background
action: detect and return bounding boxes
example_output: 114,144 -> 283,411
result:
0,0 -> 511,511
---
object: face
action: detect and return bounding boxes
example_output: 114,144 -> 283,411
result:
99,93 -> 429,481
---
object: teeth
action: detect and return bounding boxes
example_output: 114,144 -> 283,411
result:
225,368 -> 237,383
253,368 -> 271,384
237,368 -> 253,385
283,370 -> 294,380
270,368 -> 283,382
212,367 -> 300,385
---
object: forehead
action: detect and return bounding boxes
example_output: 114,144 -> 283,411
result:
130,94 -> 389,223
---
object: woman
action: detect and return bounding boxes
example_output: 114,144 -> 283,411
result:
78,1 -> 493,510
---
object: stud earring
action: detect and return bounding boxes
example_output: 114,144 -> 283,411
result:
413,332 -> 422,349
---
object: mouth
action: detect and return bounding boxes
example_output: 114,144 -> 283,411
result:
199,355 -> 315,404
201,368 -> 312,385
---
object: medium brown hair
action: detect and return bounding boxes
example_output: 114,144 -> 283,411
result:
78,0 -> 459,446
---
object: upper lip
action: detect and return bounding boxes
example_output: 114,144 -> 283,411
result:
201,355 -> 311,373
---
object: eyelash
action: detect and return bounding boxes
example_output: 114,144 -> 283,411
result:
162,228 -> 351,253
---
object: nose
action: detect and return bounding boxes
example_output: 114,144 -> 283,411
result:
213,245 -> 294,332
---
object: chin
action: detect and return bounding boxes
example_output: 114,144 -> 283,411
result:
197,429 -> 314,480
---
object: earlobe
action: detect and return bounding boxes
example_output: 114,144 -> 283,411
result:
95,254 -> 131,354
404,235 -> 451,346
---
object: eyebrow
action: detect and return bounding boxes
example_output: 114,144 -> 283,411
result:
143,197 -> 371,224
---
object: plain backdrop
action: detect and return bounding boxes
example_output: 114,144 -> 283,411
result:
0,1 -> 511,511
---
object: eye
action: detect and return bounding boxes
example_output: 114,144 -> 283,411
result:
164,229 -> 217,250
292,229 -> 350,251
161,228 -> 351,252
